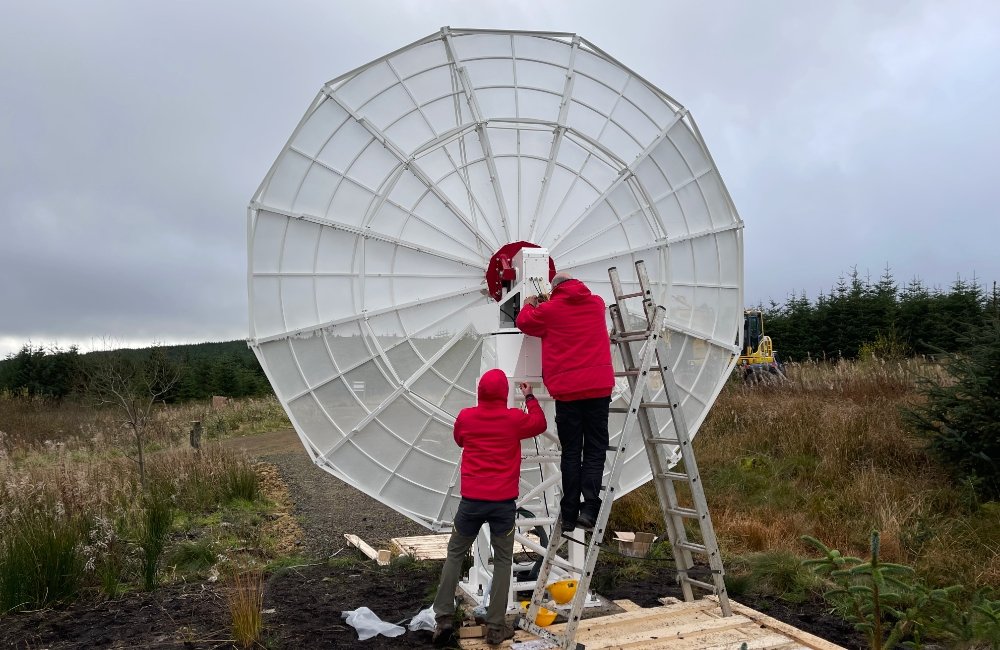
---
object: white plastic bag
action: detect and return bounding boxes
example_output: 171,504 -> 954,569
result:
407,605 -> 437,632
341,606 -> 406,641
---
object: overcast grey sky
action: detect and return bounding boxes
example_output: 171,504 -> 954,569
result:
2,1 -> 998,358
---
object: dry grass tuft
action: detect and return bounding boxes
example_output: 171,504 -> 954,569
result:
228,567 -> 265,649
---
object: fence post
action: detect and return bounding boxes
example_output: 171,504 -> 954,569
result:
190,420 -> 202,451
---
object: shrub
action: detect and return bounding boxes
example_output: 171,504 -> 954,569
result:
905,317 -> 1000,500
83,514 -> 133,598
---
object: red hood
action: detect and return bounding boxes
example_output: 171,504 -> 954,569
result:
477,369 -> 510,405
552,279 -> 593,303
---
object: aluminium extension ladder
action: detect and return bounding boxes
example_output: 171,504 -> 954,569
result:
517,260 -> 731,649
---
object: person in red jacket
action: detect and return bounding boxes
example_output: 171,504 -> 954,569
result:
432,368 -> 546,647
516,272 -> 614,533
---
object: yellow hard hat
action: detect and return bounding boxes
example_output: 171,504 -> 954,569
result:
519,601 -> 558,627
547,579 -> 578,605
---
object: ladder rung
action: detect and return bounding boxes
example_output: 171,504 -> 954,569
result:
613,334 -> 651,343
521,454 -> 562,463
609,402 -> 675,413
561,533 -> 588,548
614,370 -> 640,377
615,291 -> 645,299
648,438 -> 681,445
666,506 -> 700,519
683,576 -> 722,593
676,541 -> 708,555
545,552 -> 583,574
654,471 -> 690,481
518,621 -> 560,642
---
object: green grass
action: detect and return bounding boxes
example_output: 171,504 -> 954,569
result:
139,486 -> 174,590
725,550 -> 823,604
266,554 -> 314,571
222,464 -> 262,503
0,498 -> 86,611
168,540 -> 217,573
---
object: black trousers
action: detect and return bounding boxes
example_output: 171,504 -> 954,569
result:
555,396 -> 611,522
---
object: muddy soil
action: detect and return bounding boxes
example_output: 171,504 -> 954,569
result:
0,430 -> 862,649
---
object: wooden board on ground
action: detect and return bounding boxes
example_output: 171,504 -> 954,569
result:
391,533 -> 541,560
612,599 -> 643,612
343,533 -> 390,566
460,596 -> 845,650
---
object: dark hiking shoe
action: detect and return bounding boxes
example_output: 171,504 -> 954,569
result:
432,616 -> 455,647
560,518 -> 577,533
577,511 -> 596,531
486,623 -> 515,645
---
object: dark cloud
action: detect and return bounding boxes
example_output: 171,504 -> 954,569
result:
2,1 -> 998,356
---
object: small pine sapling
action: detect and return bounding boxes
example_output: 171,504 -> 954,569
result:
802,532 -> 961,650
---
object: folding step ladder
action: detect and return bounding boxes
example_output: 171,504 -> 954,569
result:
517,260 -> 731,649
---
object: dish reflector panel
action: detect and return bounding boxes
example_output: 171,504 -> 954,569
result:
249,28 -> 744,529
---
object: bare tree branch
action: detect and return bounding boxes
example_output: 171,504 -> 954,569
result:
85,343 -> 181,487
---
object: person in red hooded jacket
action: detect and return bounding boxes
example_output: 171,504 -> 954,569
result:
432,368 -> 546,647
516,272 -> 614,533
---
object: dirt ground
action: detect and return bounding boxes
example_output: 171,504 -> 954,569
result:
0,430 -> 862,649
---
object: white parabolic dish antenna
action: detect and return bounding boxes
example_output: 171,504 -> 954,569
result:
248,28 -> 744,531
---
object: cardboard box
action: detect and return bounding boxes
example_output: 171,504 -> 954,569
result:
613,531 -> 655,558
458,624 -> 485,639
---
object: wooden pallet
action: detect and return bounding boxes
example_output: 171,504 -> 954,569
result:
460,596 -> 844,650
390,533 -> 541,560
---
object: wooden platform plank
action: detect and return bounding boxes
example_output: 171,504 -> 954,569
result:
590,624 -> 809,650
461,597 -> 846,650
390,534 -> 448,559
707,597 -> 845,650
581,615 -> 752,648
575,609 -> 728,642
462,599 -> 723,647
391,533 -> 541,560
701,633 -> 806,650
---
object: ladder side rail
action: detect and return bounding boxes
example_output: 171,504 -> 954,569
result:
652,338 -> 732,616
635,297 -> 685,486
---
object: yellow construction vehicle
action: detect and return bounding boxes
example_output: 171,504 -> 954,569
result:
737,309 -> 784,382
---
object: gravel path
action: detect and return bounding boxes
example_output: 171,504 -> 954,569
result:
229,430 -> 426,556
